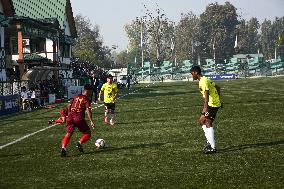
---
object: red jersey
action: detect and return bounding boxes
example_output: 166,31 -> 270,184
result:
69,94 -> 91,117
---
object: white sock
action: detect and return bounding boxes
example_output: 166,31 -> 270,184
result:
206,127 -> 215,149
110,113 -> 115,122
104,111 -> 108,117
202,125 -> 209,143
202,125 -> 207,133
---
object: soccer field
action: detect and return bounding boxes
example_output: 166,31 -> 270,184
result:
1,77 -> 284,188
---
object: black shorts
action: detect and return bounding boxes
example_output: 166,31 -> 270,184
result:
104,103 -> 115,111
202,106 -> 220,121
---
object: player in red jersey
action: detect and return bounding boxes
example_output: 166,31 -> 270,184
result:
48,108 -> 68,124
60,84 -> 95,157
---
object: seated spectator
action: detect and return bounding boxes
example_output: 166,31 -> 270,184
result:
30,87 -> 40,109
20,86 -> 31,110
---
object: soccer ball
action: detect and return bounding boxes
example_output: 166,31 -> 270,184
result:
95,139 -> 105,148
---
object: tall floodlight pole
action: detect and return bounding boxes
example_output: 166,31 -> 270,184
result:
213,37 -> 216,61
170,36 -> 175,79
126,46 -> 129,75
140,17 -> 144,80
212,36 -> 216,74
111,45 -> 118,68
274,46 -> 277,60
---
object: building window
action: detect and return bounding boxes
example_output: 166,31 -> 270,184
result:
60,44 -> 70,57
11,39 -> 18,54
10,38 -> 46,54
64,44 -> 70,57
30,38 -> 45,53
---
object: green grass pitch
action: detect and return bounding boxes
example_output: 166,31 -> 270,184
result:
0,76 -> 284,188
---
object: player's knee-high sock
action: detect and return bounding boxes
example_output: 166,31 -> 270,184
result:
79,134 -> 91,144
110,113 -> 115,121
105,110 -> 110,119
206,127 -> 215,149
202,125 -> 209,143
61,134 -> 71,148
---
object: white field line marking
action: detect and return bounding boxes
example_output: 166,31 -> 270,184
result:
0,82 -> 156,150
0,123 -> 60,150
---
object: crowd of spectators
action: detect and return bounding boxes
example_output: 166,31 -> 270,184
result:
70,58 -> 111,84
12,57 -> 127,110
20,76 -> 64,110
71,58 -> 99,78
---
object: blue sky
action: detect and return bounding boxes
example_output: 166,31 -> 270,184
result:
70,0 -> 284,51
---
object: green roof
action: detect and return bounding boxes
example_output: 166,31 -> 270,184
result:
12,0 -> 67,30
24,54 -> 49,62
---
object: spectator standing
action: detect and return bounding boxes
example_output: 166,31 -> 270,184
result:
20,86 -> 31,110
127,75 -> 131,90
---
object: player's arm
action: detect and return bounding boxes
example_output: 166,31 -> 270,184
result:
215,84 -> 223,108
98,86 -> 104,101
67,98 -> 74,113
202,79 -> 210,115
113,87 -> 118,101
113,92 -> 118,101
202,90 -> 209,116
86,107 -> 95,129
98,90 -> 102,101
215,84 -> 221,98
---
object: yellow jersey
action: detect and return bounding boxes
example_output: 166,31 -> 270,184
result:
100,82 -> 118,103
199,76 -> 221,107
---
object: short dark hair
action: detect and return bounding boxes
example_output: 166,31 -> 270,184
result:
190,65 -> 202,74
84,84 -> 93,91
107,74 -> 113,78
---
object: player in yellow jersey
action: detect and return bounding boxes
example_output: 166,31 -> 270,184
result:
98,74 -> 118,126
190,65 -> 222,154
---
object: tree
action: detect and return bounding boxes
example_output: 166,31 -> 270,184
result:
124,2 -> 282,67
199,2 -> 238,62
247,17 -> 260,53
124,17 -> 145,67
271,17 -> 284,59
124,5 -> 175,67
73,14 -> 112,68
115,50 -> 128,68
236,18 -> 260,54
260,19 -> 274,59
175,12 -> 200,64
146,7 -> 175,66
235,19 -> 248,53
259,17 -> 284,60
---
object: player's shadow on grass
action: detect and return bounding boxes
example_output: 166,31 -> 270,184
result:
73,142 -> 172,157
219,140 -> 284,153
0,153 -> 24,158
117,117 -> 188,125
0,107 -> 65,126
221,97 -> 284,106
125,89 -> 196,99
117,104 -> 201,114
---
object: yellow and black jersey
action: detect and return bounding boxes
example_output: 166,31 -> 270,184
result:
199,76 -> 221,107
100,83 -> 118,103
